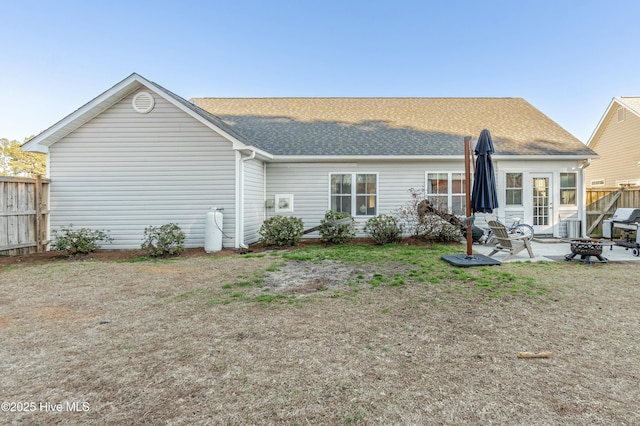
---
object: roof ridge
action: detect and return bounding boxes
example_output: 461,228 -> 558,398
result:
191,96 -> 524,100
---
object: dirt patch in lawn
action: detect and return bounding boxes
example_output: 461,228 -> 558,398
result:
1,245 -> 639,425
263,260 -> 370,294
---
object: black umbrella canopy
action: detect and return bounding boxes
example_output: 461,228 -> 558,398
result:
440,133 -> 502,267
471,129 -> 499,214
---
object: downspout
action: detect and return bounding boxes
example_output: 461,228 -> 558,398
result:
45,151 -> 51,247
263,162 -> 268,221
578,159 -> 592,237
237,150 -> 256,249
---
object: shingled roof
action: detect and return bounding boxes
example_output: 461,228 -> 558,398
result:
192,97 -> 597,157
617,97 -> 640,116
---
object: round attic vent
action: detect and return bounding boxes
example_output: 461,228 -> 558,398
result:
132,91 -> 155,114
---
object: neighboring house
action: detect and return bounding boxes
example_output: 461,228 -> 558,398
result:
23,73 -> 597,249
585,97 -> 640,188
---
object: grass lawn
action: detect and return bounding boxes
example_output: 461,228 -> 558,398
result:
1,243 -> 639,424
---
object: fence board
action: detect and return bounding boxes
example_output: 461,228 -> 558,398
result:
586,187 -> 640,237
0,176 -> 50,256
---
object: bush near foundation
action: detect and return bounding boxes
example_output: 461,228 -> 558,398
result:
364,214 -> 403,245
259,216 -> 304,247
51,224 -> 113,255
319,211 -> 356,244
141,223 -> 185,257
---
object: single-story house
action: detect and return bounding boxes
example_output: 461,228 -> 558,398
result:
23,73 -> 598,249
585,96 -> 640,188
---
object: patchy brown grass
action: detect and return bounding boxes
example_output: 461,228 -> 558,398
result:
1,246 -> 639,425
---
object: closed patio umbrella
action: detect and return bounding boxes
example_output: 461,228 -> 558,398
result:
442,131 -> 501,267
471,129 -> 499,214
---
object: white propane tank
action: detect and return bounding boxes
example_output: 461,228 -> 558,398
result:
205,207 -> 223,253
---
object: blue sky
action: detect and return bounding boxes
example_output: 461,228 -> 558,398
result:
1,0 -> 639,143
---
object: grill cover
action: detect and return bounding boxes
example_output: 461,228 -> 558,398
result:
611,208 -> 640,223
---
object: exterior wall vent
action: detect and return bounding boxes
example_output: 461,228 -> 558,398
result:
590,179 -> 605,187
132,91 -> 155,114
617,107 -> 625,122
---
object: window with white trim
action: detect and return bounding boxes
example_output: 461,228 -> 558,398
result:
505,172 -> 523,205
425,172 -> 466,215
330,173 -> 377,216
560,172 -> 577,205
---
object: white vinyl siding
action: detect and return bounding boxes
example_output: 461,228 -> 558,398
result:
267,159 -> 585,240
266,161 -> 458,236
243,158 -> 265,244
48,89 -> 237,249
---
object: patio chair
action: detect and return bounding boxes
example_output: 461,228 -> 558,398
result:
486,220 -> 535,260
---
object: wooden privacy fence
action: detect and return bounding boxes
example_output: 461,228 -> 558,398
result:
0,176 -> 50,256
586,187 -> 640,237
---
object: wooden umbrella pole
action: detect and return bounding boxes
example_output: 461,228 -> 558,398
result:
464,136 -> 473,256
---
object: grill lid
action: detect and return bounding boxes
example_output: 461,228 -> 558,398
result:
611,208 -> 640,223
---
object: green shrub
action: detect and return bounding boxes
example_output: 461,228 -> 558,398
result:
51,224 -> 113,255
259,216 -> 304,247
141,223 -> 186,257
364,214 -> 403,244
319,211 -> 356,244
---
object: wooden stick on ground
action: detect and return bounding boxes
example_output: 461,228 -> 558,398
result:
517,351 -> 552,359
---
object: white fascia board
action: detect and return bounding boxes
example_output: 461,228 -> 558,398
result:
22,74 -> 144,152
266,154 -> 598,163
267,155 -> 462,163
139,77 -> 256,151
137,79 -> 274,161
22,72 -> 267,157
586,97 -> 620,147
493,154 -> 599,160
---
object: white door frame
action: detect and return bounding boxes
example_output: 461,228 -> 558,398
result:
528,173 -> 554,235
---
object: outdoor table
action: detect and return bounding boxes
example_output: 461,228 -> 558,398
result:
562,238 -> 614,264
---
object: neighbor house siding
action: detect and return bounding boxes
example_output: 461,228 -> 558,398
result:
586,109 -> 640,187
243,158 -> 265,244
265,160 -> 465,236
48,89 -> 237,249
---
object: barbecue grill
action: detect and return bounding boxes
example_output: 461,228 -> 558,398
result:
603,208 -> 640,256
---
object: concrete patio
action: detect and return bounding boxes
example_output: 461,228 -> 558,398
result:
469,237 -> 640,263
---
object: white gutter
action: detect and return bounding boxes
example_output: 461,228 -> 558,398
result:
265,154 -> 599,163
236,149 -> 256,249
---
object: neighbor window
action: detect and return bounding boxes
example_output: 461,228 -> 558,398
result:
505,173 -> 523,205
330,173 -> 377,216
560,172 -> 577,205
426,172 -> 466,215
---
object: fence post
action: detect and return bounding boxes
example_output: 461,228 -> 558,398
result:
35,174 -> 42,253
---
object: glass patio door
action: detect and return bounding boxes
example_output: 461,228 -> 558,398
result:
530,174 -> 554,234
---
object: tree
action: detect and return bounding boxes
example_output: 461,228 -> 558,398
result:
0,137 -> 46,177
